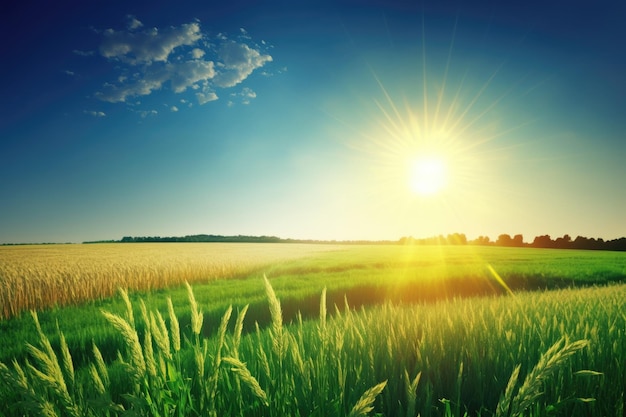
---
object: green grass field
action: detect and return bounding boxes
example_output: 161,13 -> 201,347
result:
1,243 -> 625,416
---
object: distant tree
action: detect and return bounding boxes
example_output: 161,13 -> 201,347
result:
471,235 -> 491,245
532,235 -> 554,248
606,237 -> 626,251
447,233 -> 467,245
592,238 -> 605,250
554,234 -> 573,249
572,235 -> 589,249
512,234 -> 524,247
496,234 -> 513,247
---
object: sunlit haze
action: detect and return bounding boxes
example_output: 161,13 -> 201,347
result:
1,1 -> 625,243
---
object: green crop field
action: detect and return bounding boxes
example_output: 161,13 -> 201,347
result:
1,243 -> 626,416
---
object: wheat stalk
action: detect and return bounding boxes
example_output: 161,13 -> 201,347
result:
223,356 -> 269,406
143,327 -> 157,378
167,297 -> 181,353
347,380 -> 388,417
26,346 -> 78,416
118,287 -> 135,328
89,362 -> 106,395
263,275 -> 285,358
26,312 -> 80,415
186,281 -> 203,336
320,286 -> 327,330
263,275 -> 283,332
232,304 -> 249,357
101,310 -> 146,380
56,325 -> 74,394
496,365 -> 521,417
206,306 -> 233,413
11,359 -> 30,392
193,340 -> 207,381
500,337 -> 589,417
256,328 -> 271,381
92,343 -> 109,388
40,400 -> 59,417
150,310 -> 172,361
404,370 -> 422,417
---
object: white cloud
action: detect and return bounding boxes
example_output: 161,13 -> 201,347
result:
137,109 -> 158,117
88,18 -> 273,110
168,59 -> 215,93
230,87 -> 257,105
64,70 -> 75,76
196,91 -> 218,104
170,105 -> 179,112
127,15 -> 144,30
95,69 -> 169,102
239,27 -> 251,40
214,41 -> 273,88
241,87 -> 256,98
241,88 -> 256,104
84,110 -> 106,117
96,59 -> 215,102
191,48 -> 205,59
100,22 -> 202,65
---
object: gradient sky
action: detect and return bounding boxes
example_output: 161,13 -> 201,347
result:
1,0 -> 625,243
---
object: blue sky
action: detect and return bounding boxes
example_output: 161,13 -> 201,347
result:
1,0 -> 625,243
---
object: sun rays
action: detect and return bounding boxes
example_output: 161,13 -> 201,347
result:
344,15 -> 536,226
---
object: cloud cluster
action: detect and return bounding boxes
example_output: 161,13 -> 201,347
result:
214,41 -> 273,88
84,110 -> 106,117
228,87 -> 257,106
88,17 -> 272,108
99,22 -> 202,65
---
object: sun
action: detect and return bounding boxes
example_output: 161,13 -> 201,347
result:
409,155 -> 448,196
340,14 -> 528,212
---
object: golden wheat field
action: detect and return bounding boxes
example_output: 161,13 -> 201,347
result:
0,243 -> 342,320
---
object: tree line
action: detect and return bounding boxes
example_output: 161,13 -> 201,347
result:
110,234 -> 395,245
84,233 -> 626,252
400,233 -> 626,251
119,234 -> 284,243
